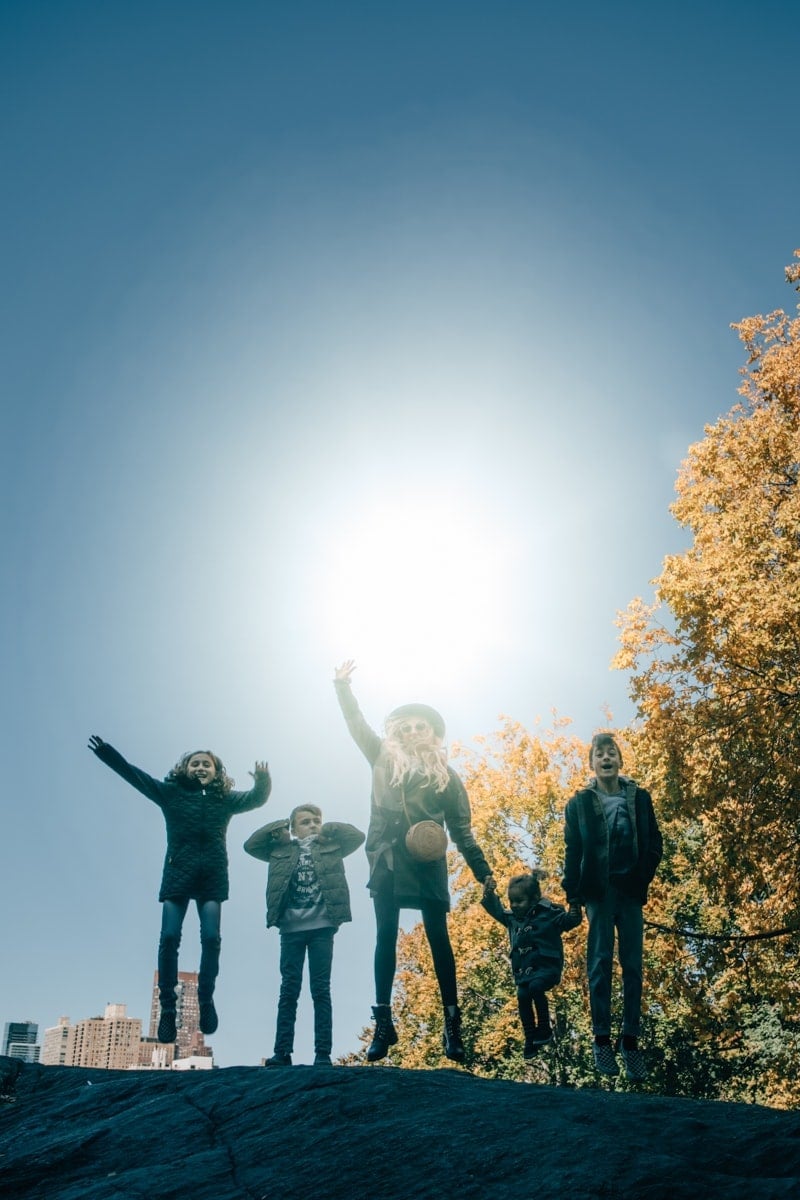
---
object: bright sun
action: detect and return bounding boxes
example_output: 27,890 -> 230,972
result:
314,486 -> 518,691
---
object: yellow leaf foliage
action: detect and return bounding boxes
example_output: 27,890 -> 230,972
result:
613,252 -> 800,1107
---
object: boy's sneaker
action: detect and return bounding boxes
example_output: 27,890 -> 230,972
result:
313,1053 -> 332,1066
592,1040 -> 619,1076
620,1045 -> 648,1082
531,1024 -> 553,1046
263,1053 -> 292,1068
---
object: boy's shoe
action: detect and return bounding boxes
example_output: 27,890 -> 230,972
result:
620,1045 -> 648,1082
199,1000 -> 218,1036
313,1053 -> 332,1066
523,1038 -> 538,1059
367,1005 -> 398,1062
157,1009 -> 177,1043
530,1024 -> 553,1046
592,1040 -> 619,1076
263,1053 -> 292,1067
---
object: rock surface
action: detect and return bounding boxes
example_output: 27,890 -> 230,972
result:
2,1060 -> 800,1199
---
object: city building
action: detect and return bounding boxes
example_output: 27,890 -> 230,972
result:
135,1037 -> 175,1070
172,1054 -> 213,1071
2,1020 -> 40,1063
41,1016 -> 71,1066
29,966 -> 217,1073
66,1004 -> 142,1070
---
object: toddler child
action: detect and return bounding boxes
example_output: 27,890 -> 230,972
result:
482,872 -> 581,1057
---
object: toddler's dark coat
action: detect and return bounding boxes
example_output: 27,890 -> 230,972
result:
92,741 -> 270,901
244,819 -> 365,927
482,889 -> 579,991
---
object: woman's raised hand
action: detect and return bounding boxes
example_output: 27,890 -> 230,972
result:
334,659 -> 356,683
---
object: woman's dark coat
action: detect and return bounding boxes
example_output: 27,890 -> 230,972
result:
92,741 -> 270,901
243,819 -> 365,927
335,681 -> 491,910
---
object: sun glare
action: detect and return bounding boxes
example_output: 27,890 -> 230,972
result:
314,488 -> 517,691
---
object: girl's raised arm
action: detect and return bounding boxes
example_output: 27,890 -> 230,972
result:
88,735 -> 165,805
228,761 -> 272,813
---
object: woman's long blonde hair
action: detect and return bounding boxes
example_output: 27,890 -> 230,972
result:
383,716 -> 450,793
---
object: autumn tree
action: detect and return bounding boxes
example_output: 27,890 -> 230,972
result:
614,252 -> 800,1107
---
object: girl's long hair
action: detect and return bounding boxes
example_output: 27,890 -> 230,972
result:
166,750 -> 234,794
383,716 -> 450,794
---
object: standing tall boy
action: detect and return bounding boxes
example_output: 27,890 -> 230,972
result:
562,733 -> 662,1081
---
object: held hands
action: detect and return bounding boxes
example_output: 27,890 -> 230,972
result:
482,875 -> 497,897
334,659 -> 356,684
567,900 -> 584,928
88,735 -> 105,753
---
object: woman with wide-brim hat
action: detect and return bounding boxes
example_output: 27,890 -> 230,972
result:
333,660 -> 494,1063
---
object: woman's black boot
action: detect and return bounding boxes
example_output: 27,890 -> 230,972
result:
367,1004 -> 398,1062
443,1005 -> 465,1062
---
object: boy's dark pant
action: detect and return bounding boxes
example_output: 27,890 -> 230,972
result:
585,886 -> 644,1037
274,926 -> 335,1056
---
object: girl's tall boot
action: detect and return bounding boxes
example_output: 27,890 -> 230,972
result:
198,936 -> 221,1035
157,934 -> 180,1043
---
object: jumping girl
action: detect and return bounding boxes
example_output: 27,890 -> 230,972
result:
89,735 -> 270,1042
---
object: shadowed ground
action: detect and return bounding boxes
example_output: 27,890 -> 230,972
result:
2,1059 -> 799,1199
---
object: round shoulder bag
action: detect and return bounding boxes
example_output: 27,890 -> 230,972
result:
405,819 -> 448,862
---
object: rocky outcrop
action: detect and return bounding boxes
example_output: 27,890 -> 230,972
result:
2,1060 -> 800,1198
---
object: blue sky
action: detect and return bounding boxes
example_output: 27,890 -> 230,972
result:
2,0 -> 798,1066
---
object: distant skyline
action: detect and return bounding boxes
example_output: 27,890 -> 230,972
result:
3,0 -> 798,1064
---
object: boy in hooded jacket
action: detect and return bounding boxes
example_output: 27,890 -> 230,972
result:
562,732 -> 662,1081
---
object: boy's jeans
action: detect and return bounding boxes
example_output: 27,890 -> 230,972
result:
274,926 -> 335,1056
585,886 -> 644,1038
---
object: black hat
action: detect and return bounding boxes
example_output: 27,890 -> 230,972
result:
387,704 -> 446,739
